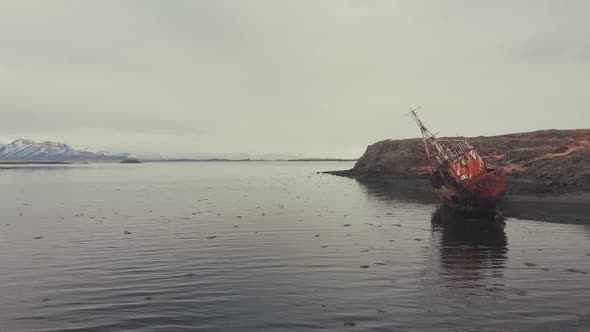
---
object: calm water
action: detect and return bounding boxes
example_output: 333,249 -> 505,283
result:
1,162 -> 589,332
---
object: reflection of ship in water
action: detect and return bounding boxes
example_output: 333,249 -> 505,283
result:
355,178 -> 509,288
431,206 -> 508,285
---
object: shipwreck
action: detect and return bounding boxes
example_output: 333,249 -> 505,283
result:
411,110 -> 507,214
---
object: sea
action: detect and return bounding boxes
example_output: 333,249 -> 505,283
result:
0,162 -> 589,331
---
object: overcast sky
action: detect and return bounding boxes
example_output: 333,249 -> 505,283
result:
1,1 -> 588,158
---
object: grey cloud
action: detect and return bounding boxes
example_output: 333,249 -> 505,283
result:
1,1 -> 589,158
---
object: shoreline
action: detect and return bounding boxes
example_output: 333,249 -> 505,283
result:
323,169 -> 590,196
328,175 -> 590,225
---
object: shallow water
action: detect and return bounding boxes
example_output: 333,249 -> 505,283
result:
1,162 -> 589,331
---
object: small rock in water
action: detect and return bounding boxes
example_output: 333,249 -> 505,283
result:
207,236 -> 217,239
145,296 -> 152,301
414,238 -> 423,241
344,321 -> 356,327
42,297 -> 51,302
565,268 -> 588,274
392,224 -> 401,227
322,245 -> 328,248
124,231 -> 132,235
314,234 -> 320,237
524,263 -> 537,267
360,265 -> 370,269
344,224 -> 351,227
185,273 -> 194,278
514,289 -> 528,296
34,236 -> 44,240
236,216 -> 242,219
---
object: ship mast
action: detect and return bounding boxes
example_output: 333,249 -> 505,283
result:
410,109 -> 451,163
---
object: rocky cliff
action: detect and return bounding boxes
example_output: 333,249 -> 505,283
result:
327,129 -> 590,194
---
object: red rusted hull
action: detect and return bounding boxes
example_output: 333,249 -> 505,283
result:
433,168 -> 507,214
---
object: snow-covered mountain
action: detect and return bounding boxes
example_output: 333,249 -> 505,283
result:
0,139 -> 131,161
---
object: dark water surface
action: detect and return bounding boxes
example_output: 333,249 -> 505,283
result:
1,162 -> 589,331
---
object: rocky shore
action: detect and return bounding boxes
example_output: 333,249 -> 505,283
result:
326,129 -> 590,196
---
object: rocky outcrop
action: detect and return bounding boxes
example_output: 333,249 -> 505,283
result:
326,129 -> 590,194
120,158 -> 142,164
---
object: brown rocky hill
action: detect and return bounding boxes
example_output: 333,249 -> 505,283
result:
327,129 -> 590,194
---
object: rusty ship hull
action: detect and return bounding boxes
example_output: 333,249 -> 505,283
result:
411,110 -> 507,214
431,165 -> 507,214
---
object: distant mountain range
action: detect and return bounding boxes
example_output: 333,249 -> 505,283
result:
0,139 -> 131,161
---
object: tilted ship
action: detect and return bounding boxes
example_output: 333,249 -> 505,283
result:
411,110 -> 507,213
